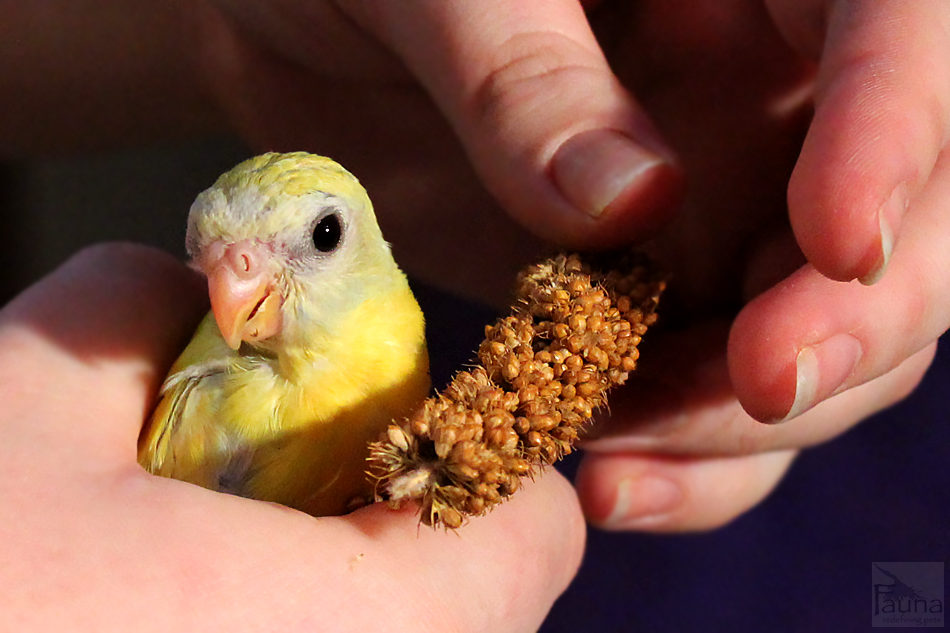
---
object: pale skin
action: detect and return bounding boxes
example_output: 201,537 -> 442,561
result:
0,245 -> 583,630
0,0 -> 945,577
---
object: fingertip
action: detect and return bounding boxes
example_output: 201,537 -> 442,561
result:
349,471 -> 585,631
577,450 -> 798,532
4,241 -> 206,395
481,470 -> 587,588
351,469 -> 585,574
0,243 -> 206,453
576,455 -> 684,531
53,242 -> 206,357
788,129 -> 908,285
787,1 -> 948,284
728,287 -> 801,423
371,0 -> 683,248
517,470 -> 587,591
2,242 -> 205,346
732,229 -> 946,425
72,241 -> 203,293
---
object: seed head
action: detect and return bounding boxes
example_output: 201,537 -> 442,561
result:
368,251 -> 665,528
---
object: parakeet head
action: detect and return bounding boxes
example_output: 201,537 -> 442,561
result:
185,152 -> 402,352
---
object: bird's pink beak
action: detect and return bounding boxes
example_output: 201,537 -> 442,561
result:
203,240 -> 283,350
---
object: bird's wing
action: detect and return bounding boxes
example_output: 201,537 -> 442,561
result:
138,313 -> 235,490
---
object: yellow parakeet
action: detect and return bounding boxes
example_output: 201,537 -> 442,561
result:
138,152 -> 430,516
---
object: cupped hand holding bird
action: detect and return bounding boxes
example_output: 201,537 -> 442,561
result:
0,244 -> 583,631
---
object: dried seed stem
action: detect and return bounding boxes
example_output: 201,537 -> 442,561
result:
368,252 -> 665,529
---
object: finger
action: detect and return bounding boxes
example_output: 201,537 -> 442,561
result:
342,472 -> 585,632
576,448 -> 797,532
0,244 -> 205,458
585,328 -> 934,456
785,0 -> 950,283
344,0 -> 683,248
732,146 -> 950,422
120,468 -> 584,632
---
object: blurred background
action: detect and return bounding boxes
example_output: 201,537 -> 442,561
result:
0,138 -> 248,302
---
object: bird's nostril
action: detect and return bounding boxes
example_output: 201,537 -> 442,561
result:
224,243 -> 263,279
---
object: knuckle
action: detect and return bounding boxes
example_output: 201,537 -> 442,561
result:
468,31 -> 604,125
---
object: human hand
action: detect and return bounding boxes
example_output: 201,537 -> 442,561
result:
0,244 -> 583,631
565,0 -> 948,531
573,0 -> 945,531
192,0 -> 948,531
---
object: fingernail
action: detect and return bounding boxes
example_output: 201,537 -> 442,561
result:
772,333 -> 863,423
602,475 -> 683,529
551,129 -> 668,218
860,183 -> 907,285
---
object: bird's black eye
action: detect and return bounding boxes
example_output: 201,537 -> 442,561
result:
312,213 -> 343,253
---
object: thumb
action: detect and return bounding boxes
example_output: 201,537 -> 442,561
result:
0,244 -> 206,460
348,0 -> 682,248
